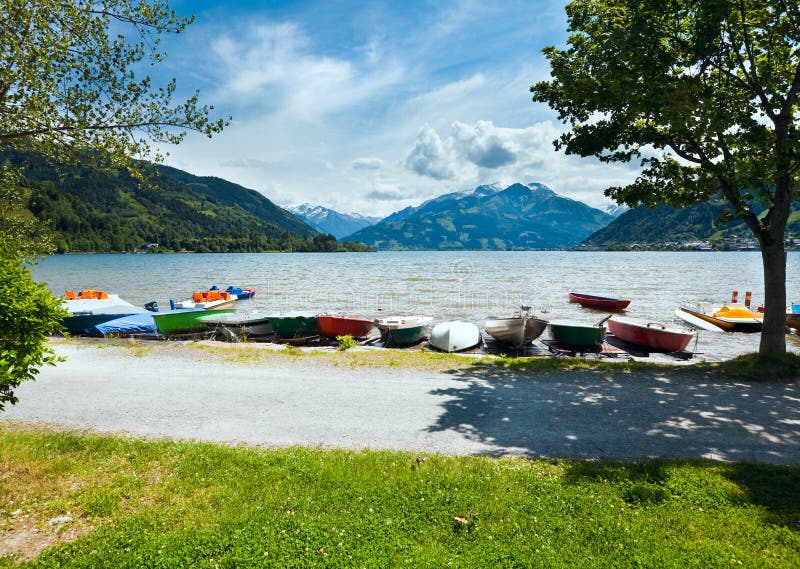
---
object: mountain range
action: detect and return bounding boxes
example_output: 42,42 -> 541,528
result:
22,149 -> 780,254
344,182 -> 614,250
288,204 -> 381,239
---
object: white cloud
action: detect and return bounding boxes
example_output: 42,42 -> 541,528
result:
404,124 -> 461,180
351,157 -> 384,170
159,5 -> 641,218
452,120 -> 518,168
400,119 -> 641,209
207,20 -> 404,118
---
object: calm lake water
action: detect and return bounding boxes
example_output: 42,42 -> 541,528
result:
32,250 -> 800,360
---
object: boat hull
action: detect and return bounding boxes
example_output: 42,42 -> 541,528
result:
548,320 -> 604,347
484,317 -> 548,348
152,308 -> 235,335
568,292 -> 631,311
174,299 -> 237,310
63,313 -> 140,334
317,315 -> 376,338
607,316 -> 695,352
375,316 -> 432,346
202,313 -> 274,336
676,306 -> 762,333
269,314 -> 319,338
429,321 -> 481,352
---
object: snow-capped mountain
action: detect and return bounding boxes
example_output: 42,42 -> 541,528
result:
288,204 -> 381,239
602,203 -> 630,218
346,182 -> 614,250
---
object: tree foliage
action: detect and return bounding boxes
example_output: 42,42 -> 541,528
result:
0,0 -> 226,166
0,256 -> 67,411
532,0 -> 800,356
0,0 -> 226,406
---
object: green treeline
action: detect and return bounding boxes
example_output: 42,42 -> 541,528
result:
14,155 -> 371,253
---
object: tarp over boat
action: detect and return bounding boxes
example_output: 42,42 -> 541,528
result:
88,313 -> 157,335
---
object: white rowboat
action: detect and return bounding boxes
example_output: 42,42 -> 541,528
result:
429,321 -> 481,352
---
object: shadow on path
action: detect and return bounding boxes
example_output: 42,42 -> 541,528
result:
426,364 -> 800,464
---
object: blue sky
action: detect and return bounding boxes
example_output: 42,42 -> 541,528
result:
155,0 -> 640,216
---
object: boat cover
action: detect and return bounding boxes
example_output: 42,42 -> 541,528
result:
89,313 -> 157,335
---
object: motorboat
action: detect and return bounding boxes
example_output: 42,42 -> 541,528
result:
429,321 -> 481,352
484,305 -> 548,348
606,316 -> 696,352
568,292 -> 631,311
374,316 -> 432,347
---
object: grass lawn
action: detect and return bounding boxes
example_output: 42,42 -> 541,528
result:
1,425 -> 798,567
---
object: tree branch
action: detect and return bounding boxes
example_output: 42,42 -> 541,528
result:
729,4 -> 778,122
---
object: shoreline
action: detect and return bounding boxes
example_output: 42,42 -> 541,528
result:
1,338 -> 798,465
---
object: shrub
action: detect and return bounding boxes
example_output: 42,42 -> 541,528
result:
0,256 -> 67,411
336,334 -> 358,351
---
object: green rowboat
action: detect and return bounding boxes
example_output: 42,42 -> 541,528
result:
547,320 -> 604,348
269,312 -> 319,338
374,316 -> 432,347
152,308 -> 235,335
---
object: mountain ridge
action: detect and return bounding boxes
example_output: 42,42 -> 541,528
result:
288,203 -> 381,238
15,154 -> 369,253
346,182 -> 614,250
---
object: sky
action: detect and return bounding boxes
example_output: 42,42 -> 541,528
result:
154,0 -> 642,217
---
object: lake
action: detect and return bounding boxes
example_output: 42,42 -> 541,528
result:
32,250 -> 800,360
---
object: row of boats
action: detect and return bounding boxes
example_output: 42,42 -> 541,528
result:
61,288 -> 744,354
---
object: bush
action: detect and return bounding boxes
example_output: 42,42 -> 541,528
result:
0,255 -> 67,411
336,334 -> 358,351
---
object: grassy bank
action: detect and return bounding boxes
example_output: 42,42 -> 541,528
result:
56,337 -> 800,380
1,425 -> 798,567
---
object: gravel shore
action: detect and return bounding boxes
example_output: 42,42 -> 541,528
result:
3,341 -> 799,464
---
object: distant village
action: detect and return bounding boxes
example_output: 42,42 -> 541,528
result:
578,234 -> 800,252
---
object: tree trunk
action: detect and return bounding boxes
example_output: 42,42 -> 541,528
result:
759,239 -> 787,356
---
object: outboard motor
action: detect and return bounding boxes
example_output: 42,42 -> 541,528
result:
144,301 -> 159,312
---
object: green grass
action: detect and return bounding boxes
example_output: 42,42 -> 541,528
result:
1,425 -> 798,567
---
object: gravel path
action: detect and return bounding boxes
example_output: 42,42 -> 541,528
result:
3,342 -> 800,464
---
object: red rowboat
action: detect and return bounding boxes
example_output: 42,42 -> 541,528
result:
607,316 -> 696,352
317,315 -> 377,338
568,292 -> 631,311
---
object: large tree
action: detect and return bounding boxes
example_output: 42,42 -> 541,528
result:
532,0 -> 800,356
0,0 -> 226,408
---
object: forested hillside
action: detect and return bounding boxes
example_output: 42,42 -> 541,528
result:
15,156 -> 369,253
580,200 -> 800,249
